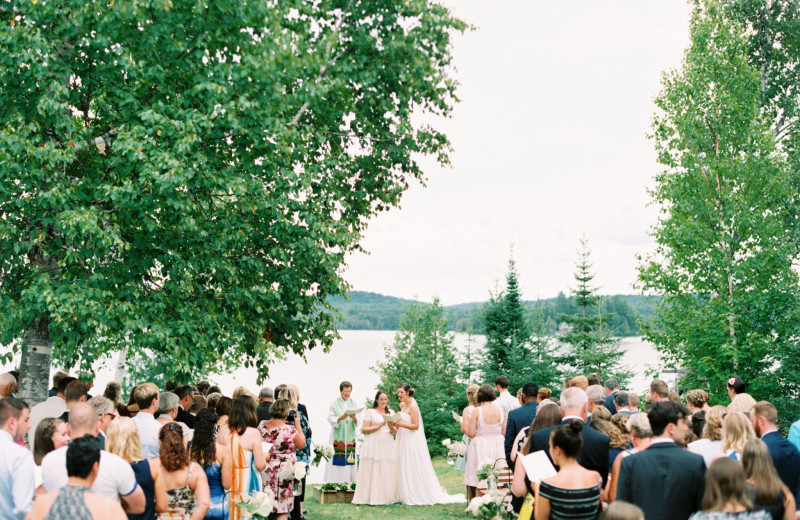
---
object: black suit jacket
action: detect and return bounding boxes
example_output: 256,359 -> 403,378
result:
530,418 -> 610,487
257,401 -> 273,423
618,441 -> 705,520
604,391 -> 618,415
762,431 -> 800,502
505,401 -> 538,469
176,406 -> 195,428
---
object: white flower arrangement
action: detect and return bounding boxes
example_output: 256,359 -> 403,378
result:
312,443 -> 335,467
448,441 -> 467,457
235,489 -> 276,519
277,461 -> 307,482
442,438 -> 452,446
476,460 -> 498,482
465,489 -> 510,519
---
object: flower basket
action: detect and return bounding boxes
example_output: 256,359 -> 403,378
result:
313,483 -> 356,504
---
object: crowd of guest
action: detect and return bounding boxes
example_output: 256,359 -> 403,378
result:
0,371 -> 311,520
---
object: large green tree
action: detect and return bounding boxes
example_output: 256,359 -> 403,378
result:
560,237 -> 632,387
373,298 -> 464,457
0,0 -> 465,403
637,0 -> 800,421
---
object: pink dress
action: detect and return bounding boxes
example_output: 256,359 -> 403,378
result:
463,405 -> 505,488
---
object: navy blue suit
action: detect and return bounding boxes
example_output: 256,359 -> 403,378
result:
504,401 -> 538,469
529,418 -> 610,488
761,430 -> 800,502
604,391 -> 618,415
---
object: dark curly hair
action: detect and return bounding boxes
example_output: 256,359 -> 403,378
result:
191,408 -> 220,467
159,422 -> 189,471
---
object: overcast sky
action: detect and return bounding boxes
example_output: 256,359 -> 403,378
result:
343,1 -> 693,306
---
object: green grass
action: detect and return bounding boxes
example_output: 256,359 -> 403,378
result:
305,459 -> 468,519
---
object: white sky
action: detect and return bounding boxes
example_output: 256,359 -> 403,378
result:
343,1 -> 693,306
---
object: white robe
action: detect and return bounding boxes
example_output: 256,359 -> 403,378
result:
323,398 -> 359,483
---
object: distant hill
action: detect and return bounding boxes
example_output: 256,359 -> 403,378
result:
330,291 -> 659,336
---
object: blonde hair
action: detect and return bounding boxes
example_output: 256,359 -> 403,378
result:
703,405 -> 726,441
279,386 -> 299,410
466,384 -> 480,407
569,375 -> 589,390
728,393 -> 756,414
106,417 -> 142,461
232,386 -> 252,401
722,412 -> 756,453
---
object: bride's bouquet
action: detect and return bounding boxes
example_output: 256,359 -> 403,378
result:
465,489 -> 511,519
234,489 -> 276,519
312,443 -> 335,467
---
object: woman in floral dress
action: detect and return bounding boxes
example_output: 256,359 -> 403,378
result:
258,399 -> 306,520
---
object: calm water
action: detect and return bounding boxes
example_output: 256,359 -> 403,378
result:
3,331 -> 667,482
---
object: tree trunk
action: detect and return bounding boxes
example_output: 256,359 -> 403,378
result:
18,315 -> 53,407
113,344 -> 129,383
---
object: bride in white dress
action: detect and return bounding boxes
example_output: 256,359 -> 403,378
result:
394,384 -> 466,505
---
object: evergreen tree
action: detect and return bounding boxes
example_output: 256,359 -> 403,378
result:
480,258 -> 560,391
373,298 -> 464,457
560,237 -> 632,387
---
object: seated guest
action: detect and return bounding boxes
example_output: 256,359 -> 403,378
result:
25,436 -> 127,520
617,401 -> 705,520
41,403 -> 146,514
742,438 -> 797,520
750,401 -> 800,503
105,417 -> 167,520
159,422 -> 210,519
688,457 -> 770,520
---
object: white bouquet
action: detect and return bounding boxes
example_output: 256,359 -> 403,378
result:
235,489 -> 276,519
442,438 -> 452,446
312,443 -> 334,467
465,489 -> 510,519
277,461 -> 307,482
448,441 -> 467,457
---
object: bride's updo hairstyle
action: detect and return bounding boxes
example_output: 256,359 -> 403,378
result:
373,391 -> 390,413
550,420 -> 584,458
476,384 -> 496,404
398,384 -> 414,397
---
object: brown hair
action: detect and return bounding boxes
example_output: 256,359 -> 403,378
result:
64,380 -> 88,403
521,404 -> 562,455
133,383 -> 159,410
476,384 -> 496,404
159,422 -> 189,471
537,387 -> 551,401
702,405 -> 726,441
591,406 -> 612,422
650,380 -> 669,398
339,381 -> 352,392
216,396 -> 232,417
466,384 -> 480,407
269,399 -> 291,420
741,438 -> 783,506
228,395 -> 258,435
685,389 -> 708,409
701,457 -> 752,512
33,418 -> 65,465
751,401 -> 778,425
590,418 -> 629,450
569,376 -> 589,390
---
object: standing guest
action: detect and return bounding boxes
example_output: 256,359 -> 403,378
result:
206,386 -> 222,397
353,391 -> 398,506
156,392 -> 192,440
105,417 -> 167,520
41,403 -> 145,513
614,392 -> 635,415
689,405 -> 726,467
617,401 -> 705,520
190,409 -> 231,520
537,388 -> 552,404
588,417 -> 628,473
206,393 -> 223,413
459,384 -> 480,499
505,382 -> 539,470
33,418 -> 70,465
529,387 -> 611,489
87,396 -> 118,450
604,379 -> 620,415
686,389 -> 711,414
1,397 -> 34,520
722,412 -> 756,461
464,384 -> 507,497
48,371 -> 70,398
58,380 -> 88,423
750,401 -> 800,503
730,393 -> 758,415
158,422 -> 210,520
258,399 -> 305,520
606,413 -> 652,503
25,436 -> 127,520
649,380 -> 670,403
742,438 -> 797,520
569,376 -> 590,391
174,385 -> 196,429
0,372 -> 18,399
190,396 -> 207,416
228,395 -> 266,520
324,381 -> 359,483
587,385 -> 607,423
628,393 -> 641,412
256,387 -> 274,423
131,383 -> 161,459
494,376 -> 520,414
103,382 -> 130,418
278,385 -> 311,520
587,374 -> 602,387
126,386 -> 141,418
232,387 -> 253,401
787,416 -> 800,453
28,377 -> 71,451
688,457 -> 771,520
215,397 -> 232,447
196,381 -> 211,396
601,501 -> 645,520
691,411 -> 708,439
727,377 -> 752,404
534,421 -> 603,520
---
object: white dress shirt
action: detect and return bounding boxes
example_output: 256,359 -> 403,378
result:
0,429 -> 35,520
132,411 -> 161,459
41,445 -> 138,502
495,390 -> 520,415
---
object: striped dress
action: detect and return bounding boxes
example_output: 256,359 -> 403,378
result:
537,480 -> 601,520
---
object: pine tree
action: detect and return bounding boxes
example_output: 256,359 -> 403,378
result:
559,236 -> 632,387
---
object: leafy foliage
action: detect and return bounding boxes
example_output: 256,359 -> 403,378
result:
0,0 -> 465,385
373,298 -> 465,457
637,0 -> 800,425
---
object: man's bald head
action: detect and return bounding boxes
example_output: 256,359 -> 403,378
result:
68,402 -> 99,438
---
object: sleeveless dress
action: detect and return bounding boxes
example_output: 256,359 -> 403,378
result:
229,432 -> 262,520
748,484 -> 786,520
161,463 -> 196,520
45,485 -> 91,520
204,462 -> 228,520
456,405 -> 475,472
395,399 -> 465,505
129,459 -> 157,520
464,405 -> 505,488
259,423 -> 298,514
352,409 -> 399,505
537,480 -> 601,520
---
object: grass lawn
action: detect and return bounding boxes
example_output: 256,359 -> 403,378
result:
305,458 -> 468,519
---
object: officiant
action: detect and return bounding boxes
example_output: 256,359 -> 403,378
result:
324,380 -> 359,483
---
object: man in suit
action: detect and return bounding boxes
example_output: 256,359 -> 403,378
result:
529,387 -> 610,488
173,385 -> 195,428
257,387 -> 274,422
750,401 -> 800,502
586,385 -> 605,424
504,382 -> 538,469
617,401 -> 705,520
603,378 -> 619,414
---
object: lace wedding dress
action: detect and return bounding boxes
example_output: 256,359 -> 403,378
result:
396,399 -> 466,505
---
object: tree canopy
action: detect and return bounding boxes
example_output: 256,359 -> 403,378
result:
0,0 -> 466,400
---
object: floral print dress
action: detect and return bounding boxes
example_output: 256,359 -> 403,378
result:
258,423 -> 297,514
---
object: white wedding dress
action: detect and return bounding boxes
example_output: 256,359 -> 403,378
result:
396,399 -> 466,505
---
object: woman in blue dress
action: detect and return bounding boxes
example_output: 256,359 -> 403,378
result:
191,408 -> 232,520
